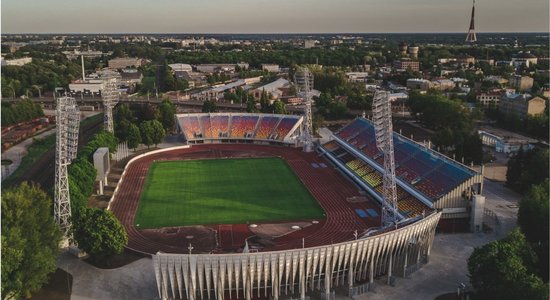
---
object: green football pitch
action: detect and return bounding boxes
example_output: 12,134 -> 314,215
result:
134,157 -> 325,228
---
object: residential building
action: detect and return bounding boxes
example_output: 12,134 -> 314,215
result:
195,64 -> 236,73
261,64 -> 280,73
108,57 -> 142,69
394,59 -> 420,72
1,57 -> 32,66
345,72 -> 370,83
512,52 -> 538,68
252,78 -> 289,99
406,78 -> 431,90
476,92 -> 502,108
168,63 -> 193,73
478,128 -> 536,154
62,49 -> 112,60
303,40 -> 316,49
509,75 -> 534,91
431,79 -> 455,91
456,54 -> 476,66
499,93 -> 546,118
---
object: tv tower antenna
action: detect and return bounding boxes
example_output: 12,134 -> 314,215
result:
465,0 -> 477,43
101,75 -> 118,133
371,90 -> 400,227
294,67 -> 315,152
54,96 -> 80,238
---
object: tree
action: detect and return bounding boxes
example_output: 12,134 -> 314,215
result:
71,208 -> 128,262
140,121 -> 154,148
246,99 -> 258,113
202,100 -> 218,113
272,100 -> 287,114
1,183 -> 62,299
518,179 -> 549,281
150,120 -> 166,146
127,123 -> 142,150
157,99 -> 176,132
506,149 -> 549,193
260,90 -> 270,113
468,229 -> 548,300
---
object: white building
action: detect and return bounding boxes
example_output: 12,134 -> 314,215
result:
1,57 -> 32,66
512,52 -> 538,68
261,64 -> 280,73
252,78 -> 289,99
168,63 -> 193,73
345,72 -> 370,83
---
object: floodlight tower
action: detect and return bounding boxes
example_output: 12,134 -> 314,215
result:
294,67 -> 314,152
54,96 -> 80,237
371,90 -> 399,227
101,76 -> 118,133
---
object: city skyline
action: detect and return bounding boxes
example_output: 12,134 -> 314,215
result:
1,0 -> 549,34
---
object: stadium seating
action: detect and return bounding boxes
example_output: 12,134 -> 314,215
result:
180,116 -> 202,139
328,117 -> 478,205
346,159 -> 364,171
362,172 -> 382,188
207,115 -> 230,138
323,140 -> 340,151
337,119 -> 365,140
274,117 -> 299,140
201,115 -> 213,138
230,115 -> 259,138
255,116 -> 280,139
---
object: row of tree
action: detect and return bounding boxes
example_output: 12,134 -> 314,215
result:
115,101 -> 172,149
66,129 -> 128,265
1,99 -> 45,126
68,130 -> 118,213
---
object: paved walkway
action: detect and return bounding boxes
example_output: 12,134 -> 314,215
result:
58,252 -> 157,300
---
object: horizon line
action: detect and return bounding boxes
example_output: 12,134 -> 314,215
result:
1,31 -> 548,36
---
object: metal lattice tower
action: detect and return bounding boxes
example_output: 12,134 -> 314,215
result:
54,96 -> 80,237
465,0 -> 477,43
372,90 -> 399,226
294,67 -> 314,152
101,76 -> 118,133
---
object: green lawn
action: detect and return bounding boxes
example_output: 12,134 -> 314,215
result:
134,157 -> 325,228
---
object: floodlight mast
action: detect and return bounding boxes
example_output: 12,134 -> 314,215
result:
54,96 -> 80,238
294,67 -> 314,152
101,75 -> 118,133
371,90 -> 400,227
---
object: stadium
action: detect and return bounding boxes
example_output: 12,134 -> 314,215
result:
108,112 -> 483,300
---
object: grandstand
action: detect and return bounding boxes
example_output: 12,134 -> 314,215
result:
177,113 -> 302,144
320,118 -> 484,223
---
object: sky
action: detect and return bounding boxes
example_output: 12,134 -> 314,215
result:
1,0 -> 549,34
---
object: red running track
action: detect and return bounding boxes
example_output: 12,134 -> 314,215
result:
109,144 -> 381,255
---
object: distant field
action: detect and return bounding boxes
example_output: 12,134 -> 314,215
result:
134,157 -> 325,228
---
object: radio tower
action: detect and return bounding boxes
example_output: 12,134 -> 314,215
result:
294,67 -> 314,152
54,96 -> 80,237
101,76 -> 118,133
372,90 -> 399,226
465,0 -> 477,43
